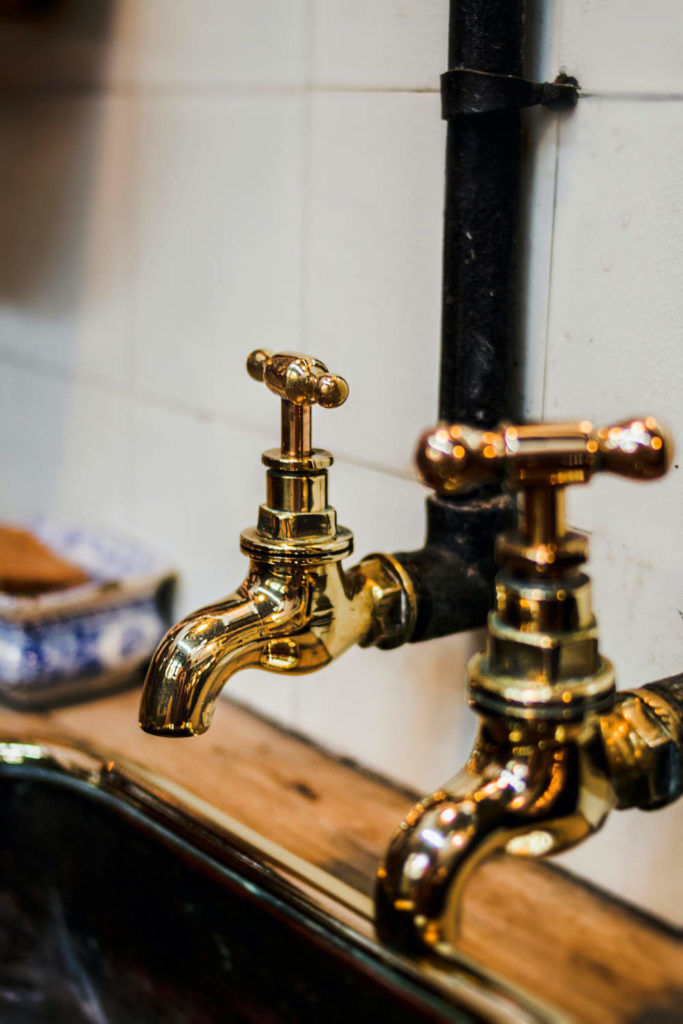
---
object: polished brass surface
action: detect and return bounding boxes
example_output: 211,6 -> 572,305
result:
377,715 -> 615,952
140,553 -> 414,736
417,418 -> 671,496
378,413 -> 676,954
247,349 -> 349,410
601,687 -> 683,810
248,348 -> 349,460
140,350 -> 417,737
0,736 -> 560,1024
417,417 -> 671,575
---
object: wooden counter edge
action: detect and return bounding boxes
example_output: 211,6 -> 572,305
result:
0,688 -> 680,1024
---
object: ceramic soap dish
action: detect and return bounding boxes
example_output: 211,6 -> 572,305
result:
0,520 -> 176,709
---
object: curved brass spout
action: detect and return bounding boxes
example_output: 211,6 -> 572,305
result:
139,563 -> 309,736
140,554 -> 414,737
376,717 -> 614,951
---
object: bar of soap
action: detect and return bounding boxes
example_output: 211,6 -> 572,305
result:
0,524 -> 90,595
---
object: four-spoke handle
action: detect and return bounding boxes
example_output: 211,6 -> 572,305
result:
247,350 -> 348,409
417,418 -> 672,496
247,349 -> 349,460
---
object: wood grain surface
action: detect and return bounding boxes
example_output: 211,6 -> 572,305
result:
0,689 -> 680,1023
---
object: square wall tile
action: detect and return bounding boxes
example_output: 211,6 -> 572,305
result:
295,633 -> 479,793
293,460 -> 480,790
132,93 -> 305,433
518,107 -> 561,420
544,98 -> 683,686
0,96 -> 134,386
0,364 -> 68,520
0,363 -> 133,530
558,0 -> 683,95
311,0 -> 446,90
329,455 -> 425,557
304,92 -> 444,476
311,0 -> 565,91
131,0 -> 307,88
130,402 -> 264,615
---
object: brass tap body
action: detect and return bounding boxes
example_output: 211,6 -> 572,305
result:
377,416 -> 679,954
139,350 -> 417,737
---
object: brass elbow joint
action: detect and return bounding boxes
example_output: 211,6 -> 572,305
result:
602,678 -> 683,811
377,415 -> 678,952
139,350 -> 416,737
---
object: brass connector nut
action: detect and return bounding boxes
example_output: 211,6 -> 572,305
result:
469,649 -> 616,721
355,554 -> 418,650
602,691 -> 681,810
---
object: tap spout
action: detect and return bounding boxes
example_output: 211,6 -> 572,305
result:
140,553 -> 415,738
376,717 -> 615,951
139,562 -> 310,737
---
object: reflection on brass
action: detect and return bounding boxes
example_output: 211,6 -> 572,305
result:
247,348 -> 349,458
377,714 -> 615,952
417,418 -> 671,496
417,417 -> 671,574
140,351 -> 417,737
0,736 -> 559,1024
602,686 -> 683,810
377,415 -> 678,954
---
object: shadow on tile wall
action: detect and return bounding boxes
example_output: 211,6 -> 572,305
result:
0,1 -> 118,311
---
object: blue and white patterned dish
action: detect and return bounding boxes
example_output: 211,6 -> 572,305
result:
0,520 -> 176,708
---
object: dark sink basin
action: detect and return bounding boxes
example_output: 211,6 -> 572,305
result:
0,740 -> 553,1023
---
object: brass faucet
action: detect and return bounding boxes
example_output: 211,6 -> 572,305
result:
376,416 -> 682,953
139,350 -> 417,736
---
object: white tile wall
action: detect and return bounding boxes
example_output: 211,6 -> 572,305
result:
129,402 -> 263,615
132,0 -> 308,89
559,0 -> 683,96
0,1 -> 681,927
304,91 -> 444,474
0,96 -> 134,387
0,363 -> 134,531
527,45 -> 683,917
310,0 -> 447,91
518,107 -> 561,419
295,459 -> 480,787
543,98 -> 683,686
131,92 -> 305,431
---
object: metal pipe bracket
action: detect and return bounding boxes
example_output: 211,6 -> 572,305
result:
440,69 -> 579,119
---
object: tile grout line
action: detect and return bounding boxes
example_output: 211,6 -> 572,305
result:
298,0 -> 315,357
540,116 -> 562,421
4,83 -> 683,101
579,91 -> 683,102
126,67 -> 143,539
291,0 -> 317,731
0,347 -> 419,485
538,0 -> 564,421
124,80 -> 140,534
0,83 -> 441,98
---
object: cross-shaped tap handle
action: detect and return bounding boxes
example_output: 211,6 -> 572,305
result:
247,349 -> 348,459
417,418 -> 672,567
417,418 -> 672,495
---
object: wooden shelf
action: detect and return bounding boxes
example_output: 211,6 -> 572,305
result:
0,688 -> 680,1022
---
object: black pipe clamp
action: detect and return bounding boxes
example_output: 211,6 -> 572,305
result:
441,69 -> 579,119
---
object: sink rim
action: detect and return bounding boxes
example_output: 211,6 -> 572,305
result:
0,734 -> 562,1024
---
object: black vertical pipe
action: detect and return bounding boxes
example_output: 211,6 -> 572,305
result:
439,0 -> 525,427
395,0 -> 525,641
